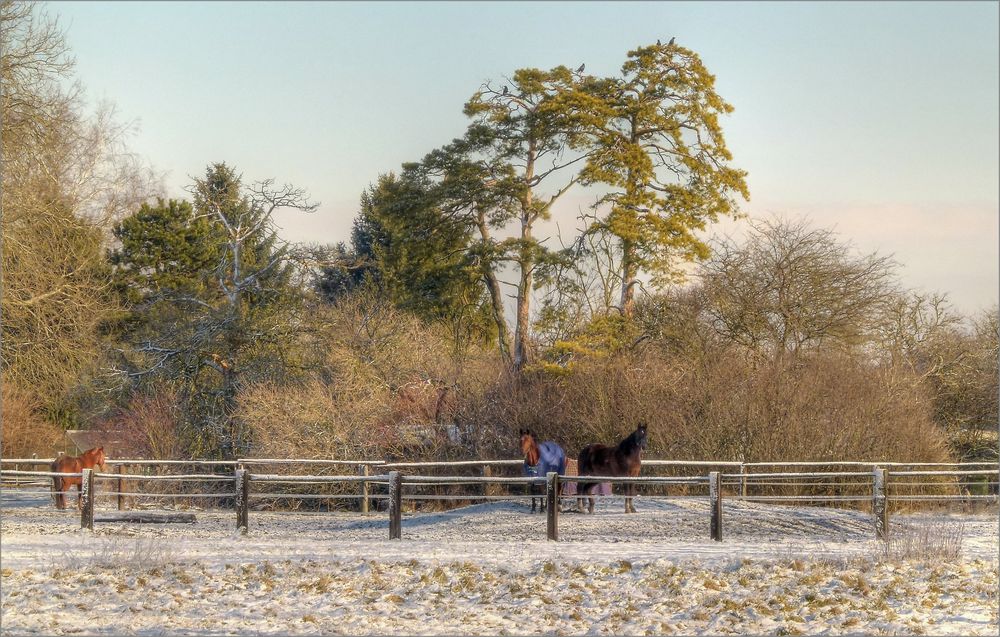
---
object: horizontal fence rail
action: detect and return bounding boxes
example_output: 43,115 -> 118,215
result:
7,457 -> 997,468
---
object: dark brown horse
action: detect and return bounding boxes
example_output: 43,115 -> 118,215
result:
577,423 -> 648,514
51,447 -> 107,510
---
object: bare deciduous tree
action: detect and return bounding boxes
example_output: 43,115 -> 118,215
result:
699,216 -> 897,358
1,1 -> 157,418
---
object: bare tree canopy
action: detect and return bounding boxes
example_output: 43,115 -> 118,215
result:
699,217 -> 897,356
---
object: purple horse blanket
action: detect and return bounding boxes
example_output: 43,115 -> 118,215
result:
561,458 -> 612,496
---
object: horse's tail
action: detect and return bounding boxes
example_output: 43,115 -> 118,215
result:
577,446 -> 592,476
577,446 -> 595,495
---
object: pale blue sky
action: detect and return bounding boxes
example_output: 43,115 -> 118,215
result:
51,1 -> 999,315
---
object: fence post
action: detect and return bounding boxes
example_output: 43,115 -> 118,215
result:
739,463 -> 747,498
388,471 -> 402,540
872,466 -> 888,541
116,464 -> 125,511
359,464 -> 370,514
482,465 -> 493,502
546,472 -> 559,541
235,468 -> 249,535
80,468 -> 94,530
709,471 -> 722,542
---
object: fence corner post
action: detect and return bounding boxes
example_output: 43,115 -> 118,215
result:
739,463 -> 747,498
388,471 -> 402,540
235,468 -> 249,535
709,471 -> 722,542
80,468 -> 95,530
873,466 -> 888,541
546,472 -> 559,541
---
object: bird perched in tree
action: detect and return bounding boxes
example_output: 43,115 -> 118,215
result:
657,38 -> 661,45
669,36 -> 675,45
502,85 -> 508,95
576,63 -> 585,73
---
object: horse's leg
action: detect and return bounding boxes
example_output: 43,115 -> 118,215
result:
583,483 -> 595,514
625,483 -> 634,513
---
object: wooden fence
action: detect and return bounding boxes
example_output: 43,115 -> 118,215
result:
2,457 -> 996,542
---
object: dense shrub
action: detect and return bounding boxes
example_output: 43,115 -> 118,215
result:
92,388 -> 185,460
1,384 -> 68,457
460,346 -> 952,465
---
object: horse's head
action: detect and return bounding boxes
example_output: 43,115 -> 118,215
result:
88,446 -> 108,472
519,429 -> 539,465
633,423 -> 649,451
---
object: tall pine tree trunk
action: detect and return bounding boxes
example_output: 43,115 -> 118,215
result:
514,211 -> 532,371
513,149 -> 536,372
476,212 -> 513,367
619,238 -> 639,317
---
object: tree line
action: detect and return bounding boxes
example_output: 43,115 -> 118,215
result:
2,1 -> 995,466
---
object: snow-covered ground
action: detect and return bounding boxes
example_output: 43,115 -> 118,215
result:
2,494 -> 997,635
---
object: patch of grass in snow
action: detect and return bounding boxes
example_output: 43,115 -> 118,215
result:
171,567 -> 194,585
562,590 -> 583,604
796,570 -> 827,586
299,574 -> 333,594
840,571 -> 871,593
701,575 -> 725,590
425,566 -> 448,585
57,536 -> 179,572
882,521 -> 965,561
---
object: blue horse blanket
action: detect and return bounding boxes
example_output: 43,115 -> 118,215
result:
523,440 -> 567,477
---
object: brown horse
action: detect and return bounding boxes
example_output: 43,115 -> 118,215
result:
577,423 -> 648,514
51,447 -> 107,510
519,429 -> 567,513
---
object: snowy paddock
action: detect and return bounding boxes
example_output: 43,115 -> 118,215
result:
1,494 -> 997,635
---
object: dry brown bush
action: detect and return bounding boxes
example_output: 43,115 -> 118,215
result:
238,380 -> 383,460
1,383 -> 67,457
92,388 -> 184,459
461,346 -> 952,469
669,351 -> 952,464
239,294 -> 503,463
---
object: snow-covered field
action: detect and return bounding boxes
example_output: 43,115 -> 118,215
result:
2,494 -> 997,635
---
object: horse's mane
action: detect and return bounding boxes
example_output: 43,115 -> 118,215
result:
618,430 -> 641,453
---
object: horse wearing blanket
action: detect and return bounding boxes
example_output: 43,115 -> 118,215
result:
519,429 -> 566,513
